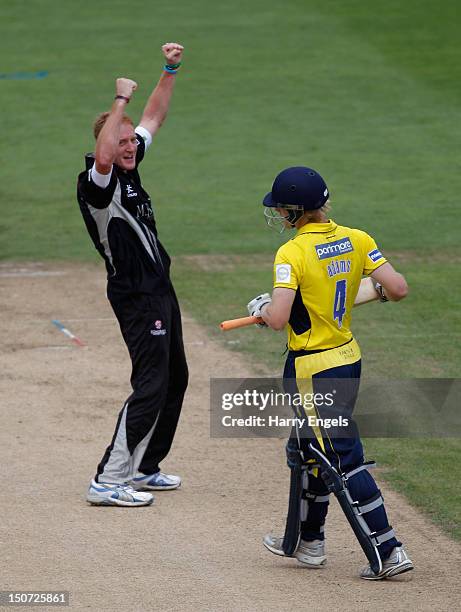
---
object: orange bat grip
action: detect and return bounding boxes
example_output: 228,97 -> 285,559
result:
220,315 -> 263,331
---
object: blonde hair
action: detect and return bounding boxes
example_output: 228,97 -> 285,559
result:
300,200 -> 331,223
93,112 -> 134,140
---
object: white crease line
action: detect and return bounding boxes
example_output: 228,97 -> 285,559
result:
27,346 -> 73,351
0,318 -> 115,324
0,271 -> 67,277
59,318 -> 114,323
1,317 -> 195,324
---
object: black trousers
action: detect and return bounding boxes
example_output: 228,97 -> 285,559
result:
96,289 -> 188,483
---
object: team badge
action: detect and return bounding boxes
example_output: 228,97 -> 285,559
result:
275,264 -> 292,283
150,320 -> 167,336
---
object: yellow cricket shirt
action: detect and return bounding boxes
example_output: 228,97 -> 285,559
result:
273,220 -> 387,351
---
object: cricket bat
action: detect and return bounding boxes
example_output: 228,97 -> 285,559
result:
220,278 -> 380,331
220,316 -> 263,331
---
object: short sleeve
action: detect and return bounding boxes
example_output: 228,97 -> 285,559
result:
360,232 -> 388,275
136,128 -> 146,168
273,242 -> 305,290
77,160 -> 118,210
135,126 -> 152,150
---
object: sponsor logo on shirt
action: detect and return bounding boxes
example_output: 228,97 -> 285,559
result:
368,248 -> 384,263
136,202 -> 153,220
315,237 -> 354,260
275,264 -> 292,283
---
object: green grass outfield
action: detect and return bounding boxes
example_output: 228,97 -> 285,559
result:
1,0 -> 460,538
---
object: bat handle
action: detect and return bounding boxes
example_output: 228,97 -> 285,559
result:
220,316 -> 263,331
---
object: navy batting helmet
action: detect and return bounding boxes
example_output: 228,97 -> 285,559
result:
263,166 -> 329,210
263,166 -> 329,231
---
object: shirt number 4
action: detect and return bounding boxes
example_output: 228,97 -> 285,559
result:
333,279 -> 347,328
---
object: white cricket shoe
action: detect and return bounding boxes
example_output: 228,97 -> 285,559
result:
360,546 -> 414,580
130,471 -> 181,491
86,479 -> 154,507
263,534 -> 326,567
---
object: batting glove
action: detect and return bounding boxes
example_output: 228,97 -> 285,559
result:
247,293 -> 271,327
374,282 -> 389,302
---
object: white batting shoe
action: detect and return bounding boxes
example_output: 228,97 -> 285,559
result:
86,479 -> 154,507
263,534 -> 326,567
130,471 -> 181,491
360,546 -> 414,580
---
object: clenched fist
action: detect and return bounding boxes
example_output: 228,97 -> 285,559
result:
162,42 -> 184,66
115,78 -> 138,101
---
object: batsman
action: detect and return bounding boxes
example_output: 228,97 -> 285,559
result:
248,166 -> 414,580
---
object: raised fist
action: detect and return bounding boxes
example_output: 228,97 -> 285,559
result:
115,78 -> 138,100
162,42 -> 184,66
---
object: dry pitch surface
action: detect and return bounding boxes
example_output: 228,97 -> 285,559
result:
1,262 -> 460,612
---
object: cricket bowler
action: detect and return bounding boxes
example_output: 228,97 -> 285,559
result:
77,44 -> 188,507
